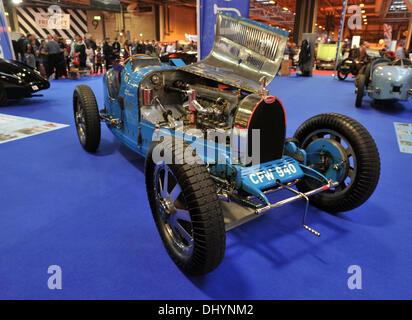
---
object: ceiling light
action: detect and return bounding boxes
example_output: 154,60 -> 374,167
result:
12,0 -> 22,4
360,3 -> 365,8
283,7 -> 288,11
361,10 -> 365,13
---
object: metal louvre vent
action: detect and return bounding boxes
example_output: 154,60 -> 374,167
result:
181,13 -> 288,93
219,16 -> 282,62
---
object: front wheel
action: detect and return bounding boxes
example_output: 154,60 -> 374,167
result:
294,113 -> 380,213
73,85 -> 101,152
145,139 -> 226,275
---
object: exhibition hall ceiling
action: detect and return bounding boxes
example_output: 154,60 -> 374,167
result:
250,0 -> 411,38
9,0 -> 412,40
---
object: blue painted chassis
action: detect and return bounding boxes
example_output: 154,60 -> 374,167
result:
101,58 -> 333,207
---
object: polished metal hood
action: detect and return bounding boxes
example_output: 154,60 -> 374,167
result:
181,12 -> 289,93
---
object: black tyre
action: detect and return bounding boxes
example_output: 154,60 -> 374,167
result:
363,63 -> 372,85
145,139 -> 226,275
294,113 -> 380,213
355,74 -> 366,108
337,62 -> 349,80
73,85 -> 101,152
0,83 -> 7,106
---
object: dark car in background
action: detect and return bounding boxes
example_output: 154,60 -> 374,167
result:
0,58 -> 50,106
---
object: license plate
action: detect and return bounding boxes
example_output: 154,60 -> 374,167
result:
249,164 -> 298,185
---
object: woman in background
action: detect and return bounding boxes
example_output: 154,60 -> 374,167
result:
38,39 -> 48,77
24,44 -> 36,69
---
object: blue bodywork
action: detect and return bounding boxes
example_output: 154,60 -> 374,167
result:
100,55 -> 335,207
366,60 -> 412,101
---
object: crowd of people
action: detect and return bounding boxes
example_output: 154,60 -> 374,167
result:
13,33 -> 197,80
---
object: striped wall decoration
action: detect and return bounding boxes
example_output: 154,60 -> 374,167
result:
16,7 -> 88,40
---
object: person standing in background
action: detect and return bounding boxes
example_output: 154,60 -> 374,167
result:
24,44 -> 36,69
395,42 -> 406,59
123,39 -> 131,60
41,34 -> 63,79
136,40 -> 144,54
38,39 -> 48,77
103,38 -> 113,71
86,44 -> 95,72
57,36 -> 67,78
131,38 -> 138,55
95,47 -> 103,74
74,35 -> 87,69
112,38 -> 121,61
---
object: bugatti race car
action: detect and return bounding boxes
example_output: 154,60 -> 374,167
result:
355,57 -> 412,107
0,58 -> 50,106
73,13 -> 381,275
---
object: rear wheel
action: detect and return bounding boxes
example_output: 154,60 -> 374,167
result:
337,62 -> 349,80
355,74 -> 366,108
145,139 -> 226,275
294,113 -> 380,213
73,85 -> 101,152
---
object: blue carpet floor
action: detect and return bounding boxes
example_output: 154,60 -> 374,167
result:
0,74 -> 411,300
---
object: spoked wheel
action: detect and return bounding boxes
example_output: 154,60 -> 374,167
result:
355,74 -> 366,108
145,139 -> 226,275
294,113 -> 380,213
337,59 -> 353,80
154,163 -> 195,257
337,62 -> 349,80
337,69 -> 349,80
73,85 -> 101,152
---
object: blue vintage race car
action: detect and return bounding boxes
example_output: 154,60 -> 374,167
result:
355,57 -> 412,107
73,13 -> 381,275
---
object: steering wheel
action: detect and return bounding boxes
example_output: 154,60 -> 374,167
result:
392,58 -> 412,67
124,54 -> 152,64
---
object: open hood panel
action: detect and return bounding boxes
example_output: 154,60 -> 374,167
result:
181,13 -> 289,93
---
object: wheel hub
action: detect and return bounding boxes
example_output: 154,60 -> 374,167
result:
306,138 -> 349,183
160,197 -> 175,215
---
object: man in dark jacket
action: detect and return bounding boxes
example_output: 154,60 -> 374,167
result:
103,39 -> 113,70
112,38 -> 121,60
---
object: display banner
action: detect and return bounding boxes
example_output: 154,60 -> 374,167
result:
0,114 -> 68,144
197,0 -> 250,60
384,24 -> 392,47
333,0 -> 348,72
394,122 -> 412,154
34,12 -> 71,30
0,1 -> 14,60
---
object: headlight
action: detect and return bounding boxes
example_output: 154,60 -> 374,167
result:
151,74 -> 160,85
